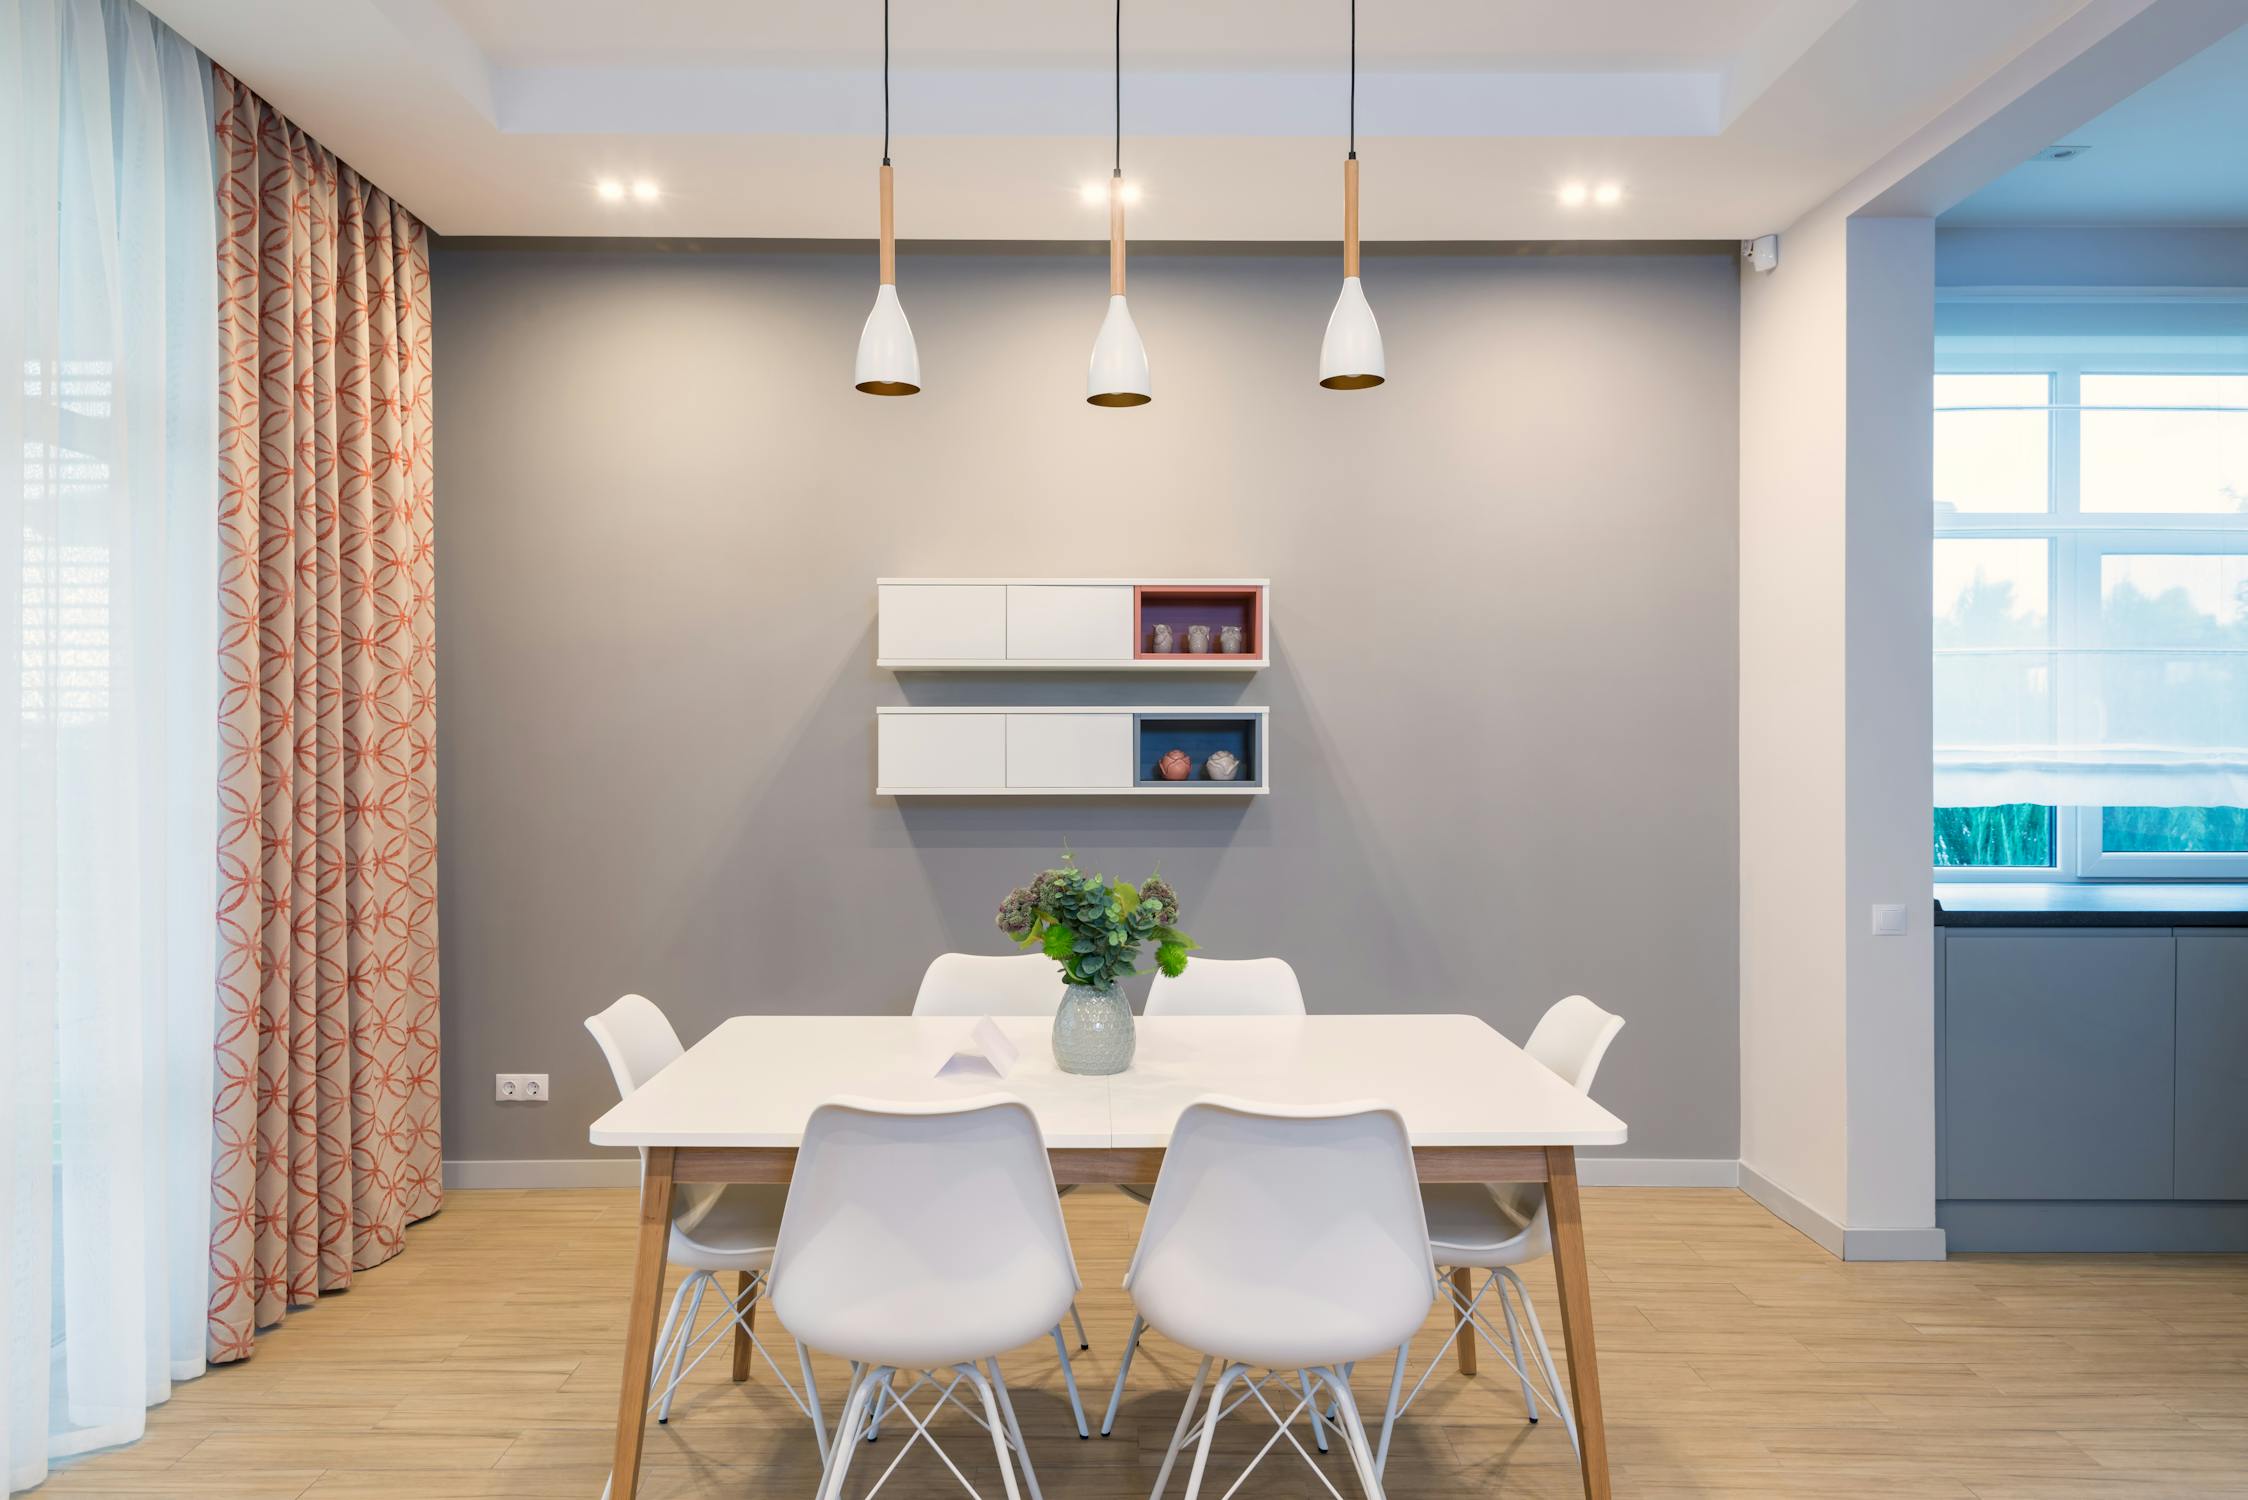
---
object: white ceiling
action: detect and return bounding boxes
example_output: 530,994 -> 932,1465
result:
146,0 -> 2097,241
1942,19 -> 2248,227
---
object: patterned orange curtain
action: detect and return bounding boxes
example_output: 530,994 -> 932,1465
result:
206,68 -> 440,1363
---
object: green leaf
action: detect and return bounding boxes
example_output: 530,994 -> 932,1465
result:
1114,882 -> 1141,913
1042,925 -> 1075,962
1153,926 -> 1198,952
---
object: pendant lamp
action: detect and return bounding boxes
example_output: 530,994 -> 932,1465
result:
1319,0 -> 1385,390
1087,0 -> 1150,407
855,0 -> 920,395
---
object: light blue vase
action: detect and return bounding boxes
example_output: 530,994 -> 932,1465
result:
1052,982 -> 1135,1075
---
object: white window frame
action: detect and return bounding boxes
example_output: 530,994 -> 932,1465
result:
1935,337 -> 2248,881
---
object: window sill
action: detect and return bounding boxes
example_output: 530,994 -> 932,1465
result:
1935,882 -> 2248,927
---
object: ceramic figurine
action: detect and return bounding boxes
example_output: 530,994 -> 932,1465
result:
1150,622 -> 1176,653
1205,750 -> 1241,781
1157,748 -> 1192,781
1219,625 -> 1246,654
1186,624 -> 1212,654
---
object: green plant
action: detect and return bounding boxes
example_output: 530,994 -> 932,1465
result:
994,853 -> 1194,990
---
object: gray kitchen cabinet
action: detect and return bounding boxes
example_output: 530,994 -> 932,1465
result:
1943,930 -> 2175,1201
2176,931 -> 2248,1200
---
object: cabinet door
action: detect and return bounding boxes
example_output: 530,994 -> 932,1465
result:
1006,585 -> 1131,661
2177,931 -> 2248,1200
1005,714 -> 1130,789
1944,930 -> 2174,1201
878,585 -> 1006,661
877,714 -> 1004,790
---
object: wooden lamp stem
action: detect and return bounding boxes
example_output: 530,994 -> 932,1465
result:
1109,171 -> 1127,296
878,162 -> 896,286
1343,155 -> 1360,279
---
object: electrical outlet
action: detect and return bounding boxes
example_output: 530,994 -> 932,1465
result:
495,1073 -> 550,1103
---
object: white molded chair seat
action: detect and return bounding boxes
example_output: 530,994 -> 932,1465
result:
585,994 -> 827,1473
1420,1183 -> 1546,1265
912,952 -> 1065,1017
1142,956 -> 1305,1017
773,1095 -> 1080,1500
1128,1097 -> 1434,1500
1377,994 -> 1625,1476
670,1184 -> 789,1273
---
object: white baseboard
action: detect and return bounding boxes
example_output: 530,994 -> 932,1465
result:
444,1155 -> 1743,1191
443,1157 -> 638,1190
1576,1157 -> 1740,1188
1739,1161 -> 1947,1261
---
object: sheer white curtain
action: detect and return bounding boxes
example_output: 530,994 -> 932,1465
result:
1934,297 -> 2248,808
2,0 -> 217,1489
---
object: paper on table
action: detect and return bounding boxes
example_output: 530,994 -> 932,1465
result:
935,1016 -> 1021,1079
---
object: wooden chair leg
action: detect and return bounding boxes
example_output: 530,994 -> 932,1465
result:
1452,1267 -> 1478,1375
732,1272 -> 755,1383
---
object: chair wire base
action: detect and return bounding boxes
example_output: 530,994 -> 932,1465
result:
819,1358 -> 1044,1500
1149,1358 -> 1386,1500
1371,1263 -> 1578,1477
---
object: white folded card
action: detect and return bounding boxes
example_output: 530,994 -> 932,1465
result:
935,1016 -> 1021,1079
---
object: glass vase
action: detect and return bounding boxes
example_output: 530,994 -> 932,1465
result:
1052,982 -> 1135,1075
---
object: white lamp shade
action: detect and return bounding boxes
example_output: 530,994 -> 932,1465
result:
1318,275 -> 1386,389
854,283 -> 921,395
1086,294 -> 1151,406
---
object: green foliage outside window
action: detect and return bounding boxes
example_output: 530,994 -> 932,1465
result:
1933,805 -> 2053,868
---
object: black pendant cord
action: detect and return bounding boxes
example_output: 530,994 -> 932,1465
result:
1348,0 -> 1356,160
1113,0 -> 1122,177
881,0 -> 891,165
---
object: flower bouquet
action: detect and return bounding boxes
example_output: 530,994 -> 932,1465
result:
995,854 -> 1194,1075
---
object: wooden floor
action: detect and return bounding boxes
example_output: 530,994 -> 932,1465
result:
38,1187 -> 2248,1499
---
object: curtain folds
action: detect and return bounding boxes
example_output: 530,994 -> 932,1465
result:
205,68 -> 440,1364
3,0 -> 218,1489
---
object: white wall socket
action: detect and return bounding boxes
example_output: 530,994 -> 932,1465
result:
1870,903 -> 1908,936
495,1073 -> 549,1103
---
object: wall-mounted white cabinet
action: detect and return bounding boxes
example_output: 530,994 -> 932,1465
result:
877,579 -> 1268,670
877,707 -> 1269,796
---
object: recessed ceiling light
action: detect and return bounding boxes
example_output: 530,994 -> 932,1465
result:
1558,182 -> 1589,208
596,179 -> 625,202
631,179 -> 660,202
1593,182 -> 1622,206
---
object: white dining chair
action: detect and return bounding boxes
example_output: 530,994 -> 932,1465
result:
898,951 -> 1091,1440
1373,994 -> 1625,1474
1141,955 -> 1306,1017
1101,955 -> 1309,1439
771,1095 -> 1080,1500
584,995 -> 827,1456
912,951 -> 1066,1016
1129,1097 -> 1435,1500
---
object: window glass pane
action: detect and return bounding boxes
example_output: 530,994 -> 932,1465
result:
2102,807 -> 2248,853
2081,373 -> 2248,514
1935,373 -> 2050,514
1936,538 -> 2049,645
2100,552 -> 2248,644
1935,805 -> 2056,867
2096,552 -> 2248,763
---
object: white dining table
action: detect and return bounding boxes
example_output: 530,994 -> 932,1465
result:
590,1012 -> 1627,1500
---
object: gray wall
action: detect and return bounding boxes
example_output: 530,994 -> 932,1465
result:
432,242 -> 1741,1166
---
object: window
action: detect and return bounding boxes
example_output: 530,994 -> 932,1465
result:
1934,319 -> 2248,880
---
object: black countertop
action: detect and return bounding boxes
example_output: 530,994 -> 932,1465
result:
1935,883 -> 2248,928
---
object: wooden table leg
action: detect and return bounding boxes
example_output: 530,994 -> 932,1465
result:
733,1271 -> 755,1382
1544,1146 -> 1610,1500
1451,1267 -> 1477,1374
611,1146 -> 675,1500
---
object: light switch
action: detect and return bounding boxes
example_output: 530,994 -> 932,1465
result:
1870,903 -> 1908,936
